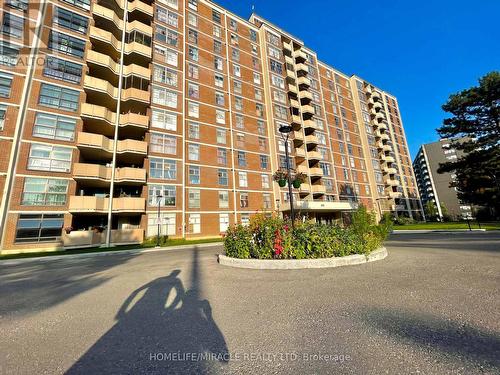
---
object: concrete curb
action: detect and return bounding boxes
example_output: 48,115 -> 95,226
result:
392,229 -> 486,234
218,247 -> 387,270
0,242 -> 223,266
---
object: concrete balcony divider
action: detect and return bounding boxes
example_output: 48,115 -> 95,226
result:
81,103 -> 149,130
62,228 -> 144,248
77,132 -> 147,155
84,76 -> 118,99
122,87 -> 150,103
72,163 -> 146,184
87,50 -> 150,80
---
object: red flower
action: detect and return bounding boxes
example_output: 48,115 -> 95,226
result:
273,229 -> 283,256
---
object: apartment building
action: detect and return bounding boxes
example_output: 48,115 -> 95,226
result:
0,0 -> 422,252
413,138 -> 471,220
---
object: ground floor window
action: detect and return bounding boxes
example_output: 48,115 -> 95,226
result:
147,213 -> 176,237
188,214 -> 200,234
15,214 -> 64,243
219,213 -> 229,232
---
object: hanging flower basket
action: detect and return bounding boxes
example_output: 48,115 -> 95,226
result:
273,169 -> 288,187
292,172 -> 307,188
292,180 -> 301,188
278,179 -> 287,187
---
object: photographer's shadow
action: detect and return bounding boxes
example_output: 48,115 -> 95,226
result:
67,250 -> 228,374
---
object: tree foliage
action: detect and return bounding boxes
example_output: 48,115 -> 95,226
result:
437,71 -> 500,213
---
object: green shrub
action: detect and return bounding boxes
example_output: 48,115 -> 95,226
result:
394,216 -> 415,225
223,207 -> 390,259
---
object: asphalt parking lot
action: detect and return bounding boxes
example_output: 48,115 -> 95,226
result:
0,232 -> 499,374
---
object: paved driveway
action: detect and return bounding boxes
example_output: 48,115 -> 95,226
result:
1,232 -> 499,374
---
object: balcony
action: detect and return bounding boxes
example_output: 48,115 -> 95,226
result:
303,119 -> 316,131
296,165 -> 308,174
382,144 -> 392,152
383,155 -> 395,163
385,179 -> 400,187
93,4 -> 152,36
365,85 -> 372,94
296,63 -> 308,74
302,105 -> 314,117
294,148 -> 306,158
380,133 -> 390,141
129,0 -> 153,16
372,91 -> 381,100
286,69 -> 295,81
289,98 -> 300,110
373,101 -> 383,110
87,50 -> 150,80
294,49 -> 307,63
89,26 -> 152,60
282,41 -> 293,55
297,76 -> 311,88
69,196 -> 146,214
62,228 -> 144,248
73,163 -> 146,186
378,123 -> 388,131
291,115 -> 302,127
305,134 -> 318,145
80,103 -> 149,137
288,84 -> 298,95
298,90 -> 313,103
375,112 -> 385,121
293,130 -> 304,143
77,132 -> 147,163
309,167 -> 323,177
285,55 -> 294,65
388,191 -> 402,199
307,150 -> 321,161
84,75 -> 118,99
383,167 -> 397,174
311,184 -> 326,194
122,87 -> 150,104
299,183 -> 310,193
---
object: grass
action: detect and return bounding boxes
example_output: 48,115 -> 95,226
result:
393,221 -> 500,231
0,237 -> 223,261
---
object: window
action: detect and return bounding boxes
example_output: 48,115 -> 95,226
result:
189,165 -> 200,184
260,155 -> 269,169
230,33 -> 239,46
147,213 -> 176,237
235,114 -> 244,129
7,0 -> 29,10
240,193 -> 248,208
21,178 -> 68,206
320,162 -> 331,176
219,191 -> 229,209
273,90 -> 286,103
155,25 -> 178,47
236,133 -> 245,147
267,33 -> 280,46
188,122 -> 199,139
149,158 -> 176,179
188,83 -> 199,99
48,31 -> 85,58
188,214 -> 200,234
154,45 -> 178,67
218,169 -> 228,185
2,12 -> 24,39
271,75 -> 284,89
217,148 -> 227,165
256,103 -> 264,117
54,7 -> 88,34
188,64 -> 199,79
233,64 -> 241,77
188,0 -> 197,11
188,144 -> 199,161
188,28 -> 198,44
239,172 -> 248,187
214,40 -> 222,54
253,73 -> 261,85
257,121 -> 265,135
153,65 -> 177,86
188,12 -> 197,27
213,25 -> 222,38
152,86 -> 178,108
215,91 -> 225,106
216,129 -> 226,144
250,29 -> 257,42
261,175 -> 270,189
188,189 -> 200,208
33,112 -> 76,141
150,133 -> 177,154
274,105 -> 288,120
148,184 -> 176,206
270,59 -> 282,74
152,109 -> 176,131
214,57 -> 223,71
238,151 -> 246,167
0,104 -> 6,130
232,48 -> 239,61
233,81 -> 242,94
216,110 -> 225,124
214,74 -> 224,88
188,102 -> 199,118
28,144 -> 72,172
241,214 -> 250,226
0,41 -> 20,67
188,46 -> 198,61
235,97 -> 243,111
219,213 -> 229,232
263,194 -> 271,209
156,6 -> 178,27
0,72 -> 13,98
43,56 -> 82,84
212,9 -> 221,23
255,88 -> 262,101
15,214 -> 64,243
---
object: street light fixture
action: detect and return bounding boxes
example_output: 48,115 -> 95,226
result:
156,192 -> 163,247
278,124 -> 296,230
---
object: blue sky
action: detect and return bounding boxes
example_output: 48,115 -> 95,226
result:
214,0 -> 500,158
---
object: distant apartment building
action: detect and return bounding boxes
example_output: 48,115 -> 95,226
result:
0,0 -> 422,252
413,138 -> 472,220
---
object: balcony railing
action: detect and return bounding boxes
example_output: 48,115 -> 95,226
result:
69,196 -> 146,213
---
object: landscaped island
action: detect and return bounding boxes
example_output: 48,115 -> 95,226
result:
223,207 -> 392,259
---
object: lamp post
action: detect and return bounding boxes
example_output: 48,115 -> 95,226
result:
156,193 -> 163,247
278,124 -> 295,230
